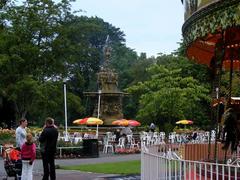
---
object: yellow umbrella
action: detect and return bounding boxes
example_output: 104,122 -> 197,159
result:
73,117 -> 103,138
176,120 -> 193,125
85,117 -> 103,125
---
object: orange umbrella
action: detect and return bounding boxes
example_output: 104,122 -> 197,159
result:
112,119 -> 141,127
112,119 -> 128,126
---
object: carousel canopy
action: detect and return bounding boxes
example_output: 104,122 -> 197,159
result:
182,1 -> 240,70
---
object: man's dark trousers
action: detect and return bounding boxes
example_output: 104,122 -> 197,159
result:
41,152 -> 56,180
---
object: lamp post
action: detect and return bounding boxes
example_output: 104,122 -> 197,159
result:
216,87 -> 219,99
97,90 -> 102,119
96,90 -> 102,138
63,78 -> 68,141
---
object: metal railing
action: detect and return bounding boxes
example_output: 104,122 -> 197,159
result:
35,146 -> 82,158
141,144 -> 240,180
57,146 -> 82,158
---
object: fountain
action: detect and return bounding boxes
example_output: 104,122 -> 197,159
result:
84,36 -> 124,125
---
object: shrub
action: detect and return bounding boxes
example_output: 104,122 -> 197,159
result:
0,129 -> 16,145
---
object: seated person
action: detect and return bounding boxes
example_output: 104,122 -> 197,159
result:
114,129 -> 121,143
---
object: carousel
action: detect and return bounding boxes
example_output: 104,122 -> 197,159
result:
181,0 -> 240,164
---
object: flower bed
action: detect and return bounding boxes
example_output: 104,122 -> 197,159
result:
115,147 -> 141,154
0,128 -> 15,145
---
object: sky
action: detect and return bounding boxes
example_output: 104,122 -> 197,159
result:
72,1 -> 184,57
17,0 -> 184,57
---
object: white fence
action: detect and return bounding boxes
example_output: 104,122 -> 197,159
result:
141,145 -> 240,180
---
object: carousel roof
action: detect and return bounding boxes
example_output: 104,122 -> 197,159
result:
182,1 -> 240,69
187,27 -> 240,68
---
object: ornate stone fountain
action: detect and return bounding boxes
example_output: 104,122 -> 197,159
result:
84,36 -> 124,125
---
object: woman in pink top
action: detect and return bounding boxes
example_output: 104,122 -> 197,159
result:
21,133 -> 36,180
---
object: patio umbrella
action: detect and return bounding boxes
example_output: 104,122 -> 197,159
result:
112,119 -> 141,127
128,120 -> 141,126
73,119 -> 84,124
73,117 -> 103,138
176,120 -> 193,125
112,119 -> 128,126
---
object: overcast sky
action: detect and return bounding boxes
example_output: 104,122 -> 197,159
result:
17,0 -> 184,57
72,1 -> 184,57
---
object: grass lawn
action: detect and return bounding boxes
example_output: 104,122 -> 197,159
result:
61,160 -> 141,174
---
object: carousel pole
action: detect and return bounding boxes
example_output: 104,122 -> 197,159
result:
208,62 -> 221,161
214,87 -> 220,162
208,59 -> 217,160
223,46 -> 234,163
229,50 -> 233,101
214,33 -> 225,162
209,32 -> 225,162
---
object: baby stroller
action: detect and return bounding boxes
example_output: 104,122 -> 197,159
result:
2,145 -> 22,180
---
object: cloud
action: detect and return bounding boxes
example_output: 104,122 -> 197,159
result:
73,0 -> 184,56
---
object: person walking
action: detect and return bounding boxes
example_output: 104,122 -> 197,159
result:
39,117 -> 58,180
149,123 -> 156,132
16,118 -> 28,150
21,133 -> 36,180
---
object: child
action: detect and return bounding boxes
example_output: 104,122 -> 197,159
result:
21,133 -> 36,180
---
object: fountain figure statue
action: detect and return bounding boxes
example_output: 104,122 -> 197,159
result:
84,36 -> 124,125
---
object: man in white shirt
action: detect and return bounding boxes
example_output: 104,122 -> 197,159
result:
15,118 -> 28,149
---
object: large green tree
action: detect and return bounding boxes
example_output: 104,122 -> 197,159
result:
0,0 -> 133,125
113,52 -> 155,119
0,0 -> 84,123
56,15 -> 129,119
126,61 -> 211,130
57,15 -> 126,92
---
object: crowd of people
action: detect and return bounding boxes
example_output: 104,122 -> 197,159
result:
14,117 -> 58,180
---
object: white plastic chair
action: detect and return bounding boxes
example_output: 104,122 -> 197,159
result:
74,137 -> 82,144
116,137 -> 125,149
130,138 -> 139,149
103,137 -> 114,153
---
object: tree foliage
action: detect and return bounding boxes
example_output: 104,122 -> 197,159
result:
126,56 -> 211,130
0,0 -> 129,125
0,0 -> 84,122
0,0 -> 214,130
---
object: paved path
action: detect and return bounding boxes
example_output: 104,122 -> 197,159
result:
0,153 -> 141,180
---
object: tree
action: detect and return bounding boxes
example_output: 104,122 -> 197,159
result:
110,44 -> 138,89
58,15 -> 126,91
0,0 -> 131,124
0,0 -> 84,122
28,81 -> 84,126
126,62 -> 210,130
54,15 -> 128,118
